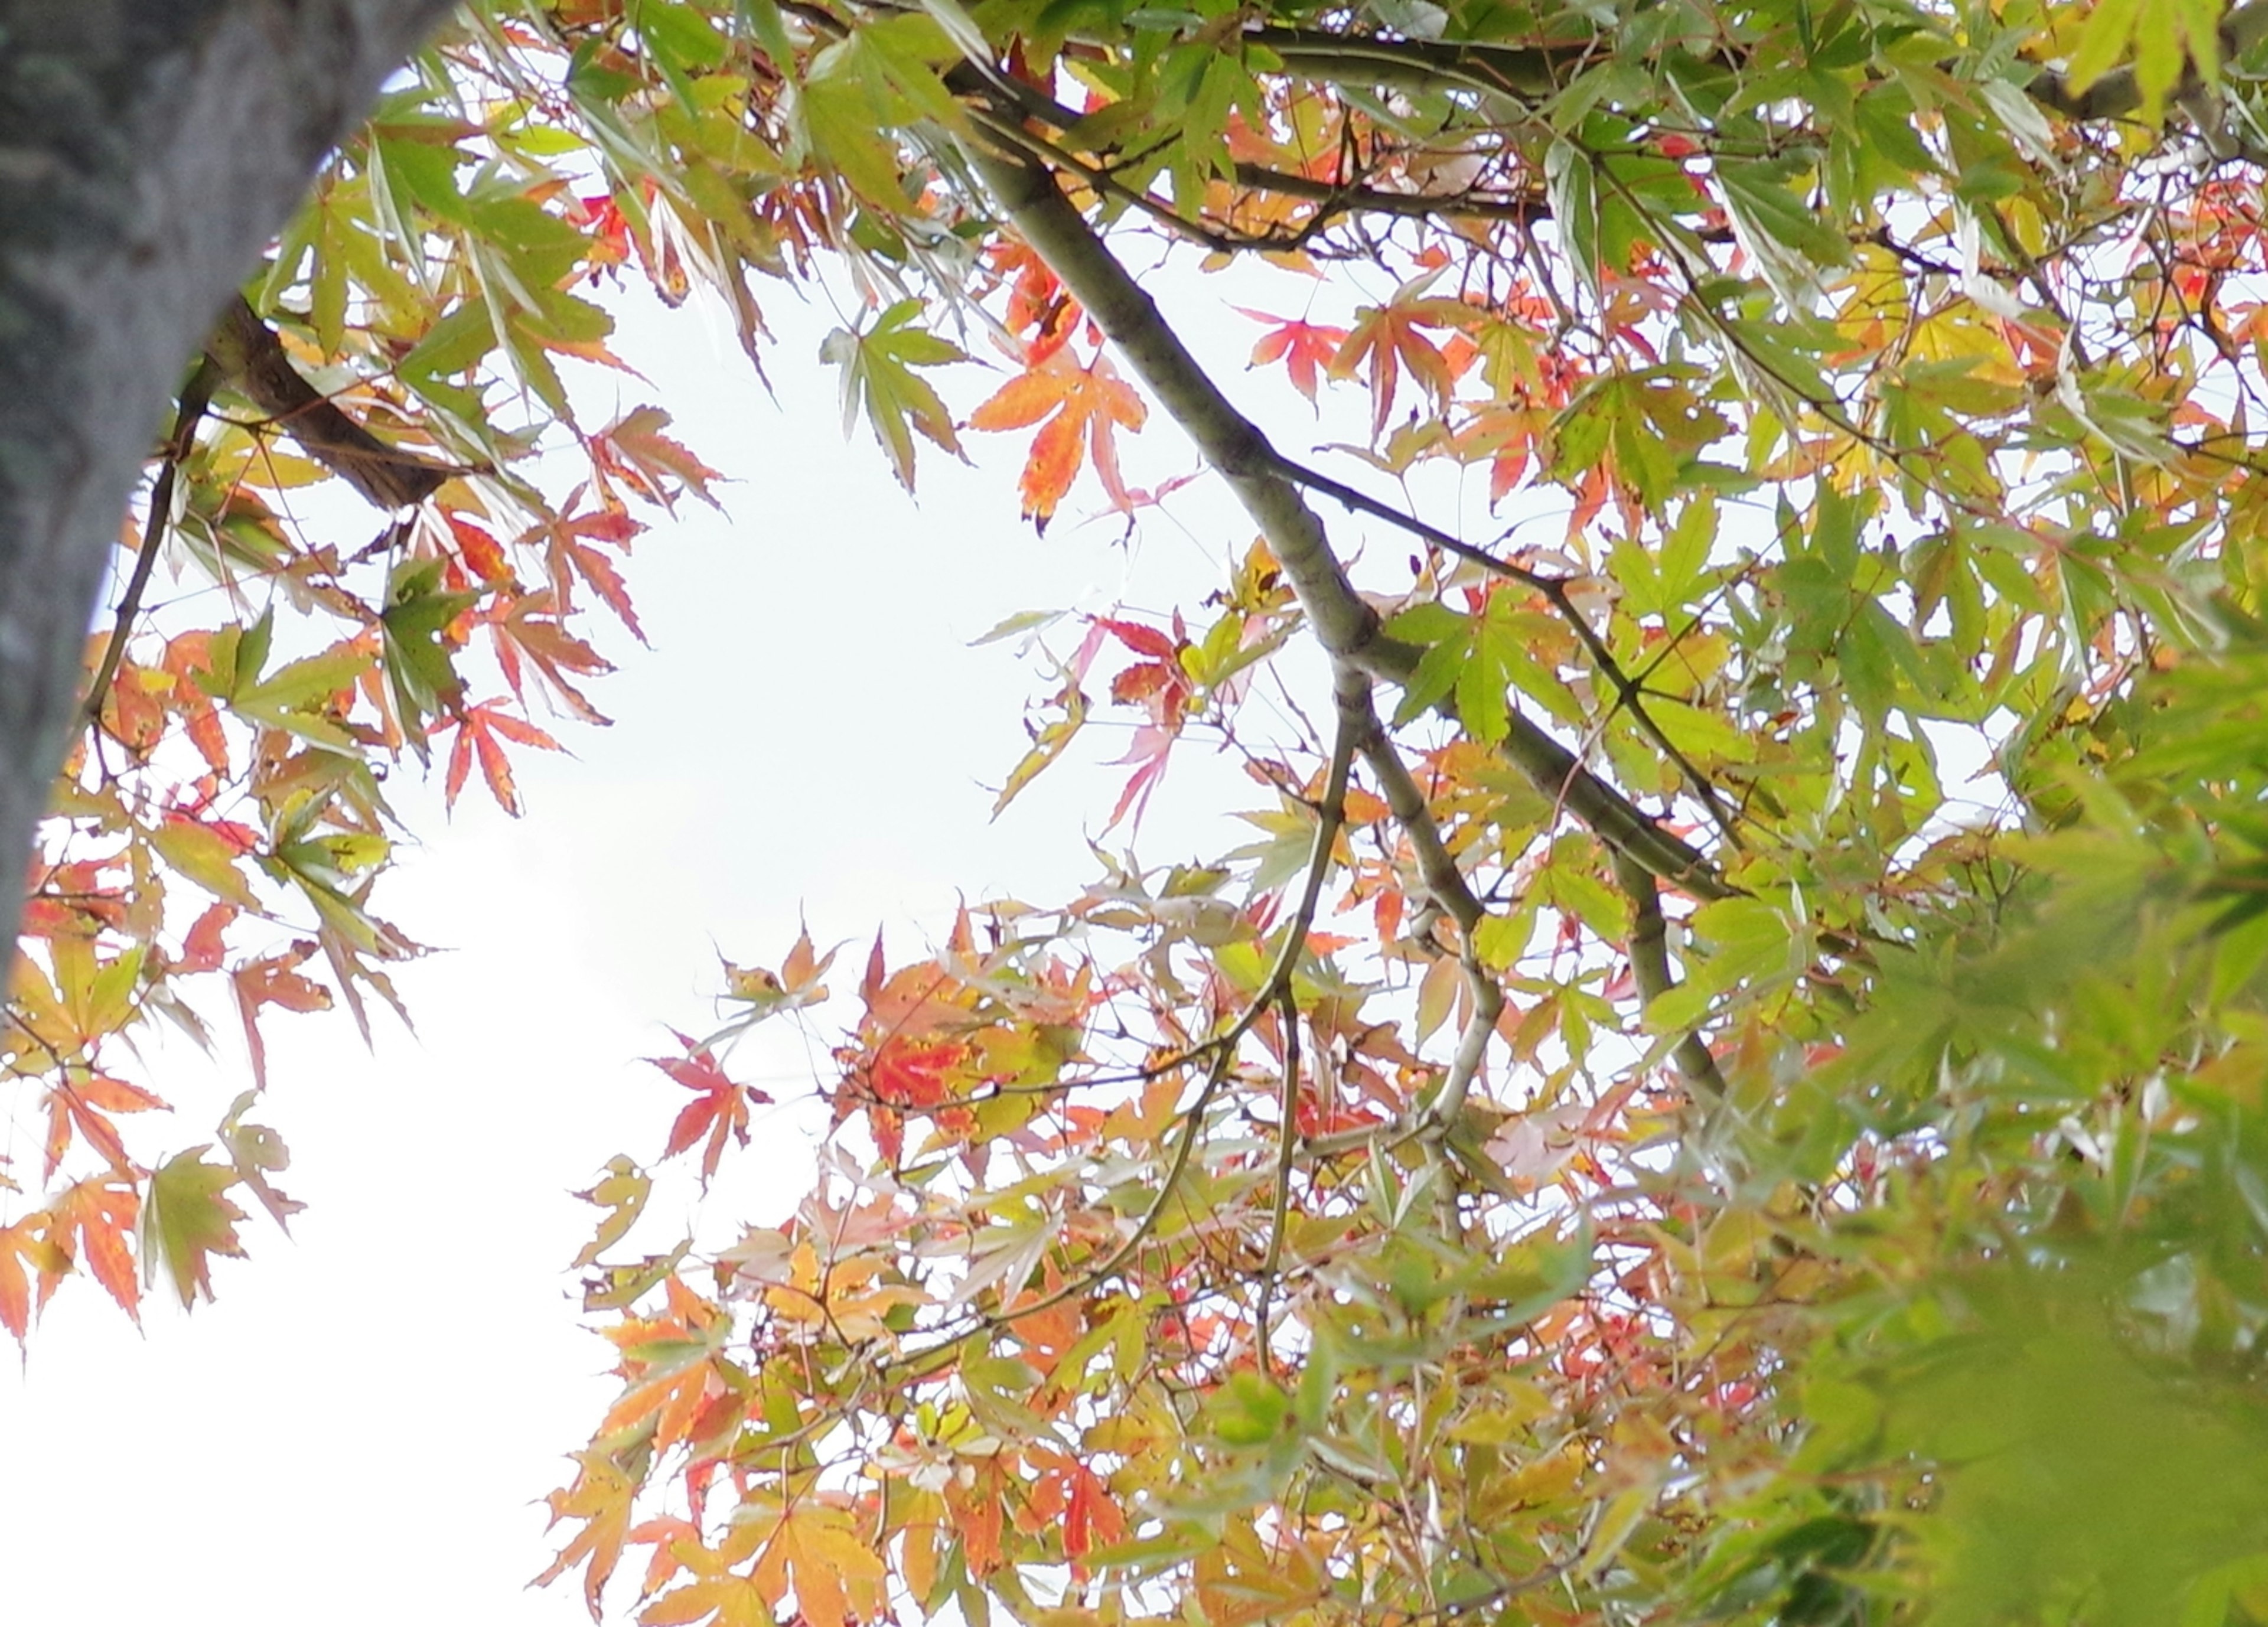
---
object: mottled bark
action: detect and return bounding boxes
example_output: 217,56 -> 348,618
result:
0,0 -> 455,953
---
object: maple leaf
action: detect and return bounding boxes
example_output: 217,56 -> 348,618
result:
0,1215 -> 67,1343
437,697 -> 565,816
486,588 -> 616,723
720,924 -> 836,1025
232,941 -> 333,1093
443,512 -> 512,582
218,1090 -> 305,1231
1025,1448 -> 1129,1570
968,351 -> 1148,532
572,1155 -> 651,1269
1331,273 -> 1471,437
539,1446 -> 638,1622
765,1502 -> 887,1627
593,404 -> 724,511
141,1145 -> 247,1308
990,671 -> 1088,817
50,1176 -> 141,1323
650,1032 -> 771,1184
173,901 -> 236,973
522,491 -> 648,640
380,556 -> 477,758
159,630 -> 230,773
820,298 -> 969,490
42,1073 -> 167,1178
1239,308 -> 1348,403
600,1278 -> 737,1453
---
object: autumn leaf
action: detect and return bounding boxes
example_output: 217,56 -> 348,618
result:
444,512 -> 512,582
593,404 -> 724,511
437,697 -> 565,816
572,1155 -> 651,1269
232,942 -> 333,1092
721,925 -> 836,1024
991,672 -> 1088,817
485,589 -> 616,723
649,1032 -> 771,1184
141,1145 -> 247,1308
765,1502 -> 887,1627
0,1215 -> 66,1343
1240,308 -> 1347,403
522,493 -> 648,641
600,1277 -> 737,1453
49,1176 -> 141,1323
967,351 -> 1148,532
538,1445 -> 638,1622
43,1073 -> 166,1178
1331,273 -> 1470,436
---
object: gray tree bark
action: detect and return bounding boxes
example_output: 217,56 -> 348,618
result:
0,0 -> 455,954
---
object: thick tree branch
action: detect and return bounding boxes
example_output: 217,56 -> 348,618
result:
1611,852 -> 1724,1102
204,296 -> 458,510
960,136 -> 1727,901
0,0 -> 458,955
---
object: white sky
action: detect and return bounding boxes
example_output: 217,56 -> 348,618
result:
0,264 -> 1348,1623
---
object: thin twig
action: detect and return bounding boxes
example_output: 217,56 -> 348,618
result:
83,358 -> 222,729
1278,453 -> 1741,846
1356,697 -> 1501,1123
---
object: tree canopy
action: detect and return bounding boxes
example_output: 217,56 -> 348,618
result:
12,0 -> 2268,1621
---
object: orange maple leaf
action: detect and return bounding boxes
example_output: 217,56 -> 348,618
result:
42,1074 -> 167,1179
969,353 -> 1147,532
49,1176 -> 140,1323
539,1445 -> 638,1622
1239,308 -> 1348,403
0,1214 -> 66,1342
232,942 -> 333,1092
1331,278 -> 1471,436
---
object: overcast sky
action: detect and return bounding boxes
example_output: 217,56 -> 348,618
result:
0,262 -> 1344,1624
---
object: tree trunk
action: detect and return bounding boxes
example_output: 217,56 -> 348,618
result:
0,0 -> 455,954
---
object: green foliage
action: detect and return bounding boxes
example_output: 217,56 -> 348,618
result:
24,0 -> 2268,1622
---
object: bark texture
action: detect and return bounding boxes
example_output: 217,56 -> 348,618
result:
0,0 -> 455,953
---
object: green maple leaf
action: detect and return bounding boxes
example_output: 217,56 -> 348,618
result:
820,299 -> 968,489
141,1147 -> 247,1309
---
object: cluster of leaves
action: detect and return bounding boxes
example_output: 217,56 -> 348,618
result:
513,0 -> 2268,1622
0,17 -> 727,1332
28,0 -> 2268,1622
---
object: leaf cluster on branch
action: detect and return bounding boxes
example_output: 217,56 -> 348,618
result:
18,0 -> 2268,1621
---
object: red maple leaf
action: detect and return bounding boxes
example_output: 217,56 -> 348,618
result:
521,488 -> 648,640
591,404 -> 724,512
650,1031 -> 771,1185
436,697 -> 563,816
484,588 -> 615,723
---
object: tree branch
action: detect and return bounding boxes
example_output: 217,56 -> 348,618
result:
81,358 -> 221,731
0,0 -> 459,957
1611,851 -> 1724,1101
959,134 -> 1728,900
204,295 -> 459,510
